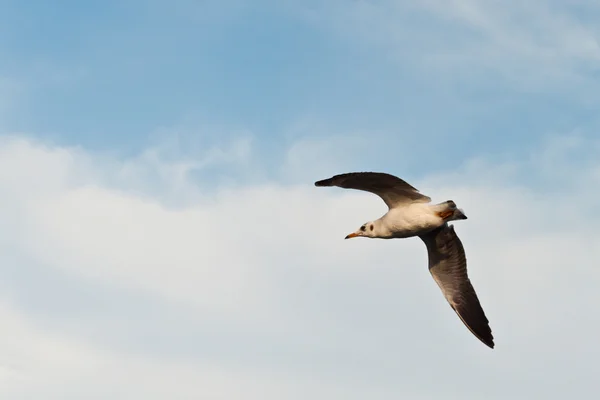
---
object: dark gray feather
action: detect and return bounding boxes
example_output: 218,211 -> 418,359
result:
314,172 -> 431,208
419,224 -> 494,349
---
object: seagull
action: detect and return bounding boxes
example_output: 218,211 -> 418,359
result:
315,172 -> 494,349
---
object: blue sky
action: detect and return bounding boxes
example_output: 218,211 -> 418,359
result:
1,1 -> 600,399
3,0 -> 598,168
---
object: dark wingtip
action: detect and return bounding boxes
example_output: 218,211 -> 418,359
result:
469,321 -> 494,349
471,329 -> 494,349
482,337 -> 495,349
314,178 -> 331,187
480,332 -> 495,349
450,299 -> 495,350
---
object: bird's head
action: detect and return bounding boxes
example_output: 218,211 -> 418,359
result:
345,221 -> 377,239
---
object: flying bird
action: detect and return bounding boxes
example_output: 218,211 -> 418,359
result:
315,172 -> 494,349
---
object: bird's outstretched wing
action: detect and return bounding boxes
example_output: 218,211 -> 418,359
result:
419,224 -> 494,349
314,172 -> 431,208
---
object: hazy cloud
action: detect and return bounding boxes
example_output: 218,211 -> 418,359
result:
298,0 -> 600,93
0,133 -> 598,398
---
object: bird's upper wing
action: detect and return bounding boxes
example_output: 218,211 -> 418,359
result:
419,224 -> 494,349
314,172 -> 431,208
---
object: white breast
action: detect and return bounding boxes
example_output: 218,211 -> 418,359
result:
383,203 -> 441,238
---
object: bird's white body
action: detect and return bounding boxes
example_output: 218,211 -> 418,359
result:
378,203 -> 445,238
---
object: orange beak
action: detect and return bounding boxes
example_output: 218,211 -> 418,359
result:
345,232 -> 360,239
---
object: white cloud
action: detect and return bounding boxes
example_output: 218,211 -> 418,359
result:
0,299 -> 369,400
298,0 -> 600,92
0,134 -> 599,398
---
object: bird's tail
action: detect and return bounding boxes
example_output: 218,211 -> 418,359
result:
435,200 -> 468,221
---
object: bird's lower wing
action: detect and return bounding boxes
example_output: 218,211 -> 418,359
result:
314,172 -> 431,208
419,224 -> 494,349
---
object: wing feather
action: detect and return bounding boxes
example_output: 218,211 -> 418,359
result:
419,224 -> 494,349
314,172 -> 431,208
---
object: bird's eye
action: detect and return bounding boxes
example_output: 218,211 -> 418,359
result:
370,224 -> 374,231
360,225 -> 366,231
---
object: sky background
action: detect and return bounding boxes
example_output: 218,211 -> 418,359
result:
1,0 -> 600,398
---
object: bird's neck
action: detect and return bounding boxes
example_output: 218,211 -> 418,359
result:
373,218 -> 394,239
